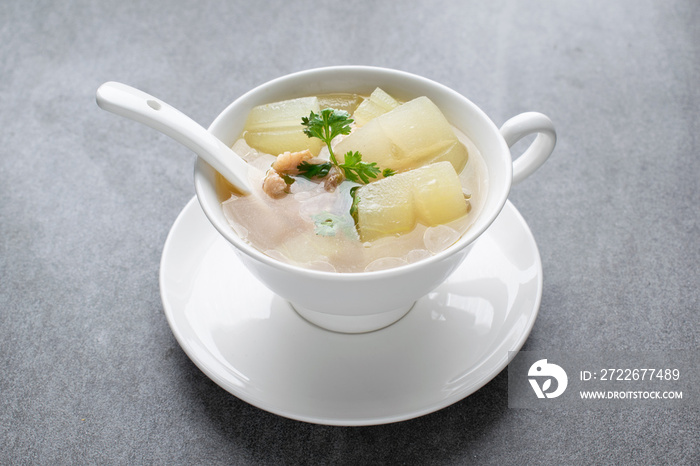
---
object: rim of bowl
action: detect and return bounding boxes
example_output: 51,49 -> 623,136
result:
194,65 -> 512,281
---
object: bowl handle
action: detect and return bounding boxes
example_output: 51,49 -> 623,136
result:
499,112 -> 556,186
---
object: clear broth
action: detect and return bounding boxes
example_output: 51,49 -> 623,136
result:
217,96 -> 488,273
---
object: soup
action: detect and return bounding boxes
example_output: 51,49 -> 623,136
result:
217,90 -> 488,273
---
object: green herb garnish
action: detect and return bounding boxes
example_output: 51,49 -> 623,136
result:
301,108 -> 353,153
300,108 -> 386,184
349,186 -> 361,219
296,161 -> 332,180
312,211 -> 356,237
314,215 -> 339,236
337,151 -> 381,184
280,173 -> 296,185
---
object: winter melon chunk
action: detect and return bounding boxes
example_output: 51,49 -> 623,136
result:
243,96 -> 323,156
355,161 -> 468,242
353,87 -> 400,126
355,173 -> 416,242
410,161 -> 468,226
318,93 -> 363,114
335,96 -> 468,174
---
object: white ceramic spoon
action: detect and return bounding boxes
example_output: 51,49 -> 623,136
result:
96,82 -> 252,194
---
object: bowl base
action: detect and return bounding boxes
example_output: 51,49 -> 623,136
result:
290,302 -> 415,334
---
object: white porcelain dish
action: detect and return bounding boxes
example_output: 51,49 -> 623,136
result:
160,197 -> 542,426
193,66 -> 555,333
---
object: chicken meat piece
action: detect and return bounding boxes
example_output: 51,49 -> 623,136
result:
271,149 -> 314,175
262,170 -> 290,199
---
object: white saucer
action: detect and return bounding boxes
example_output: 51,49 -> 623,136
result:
160,197 -> 542,426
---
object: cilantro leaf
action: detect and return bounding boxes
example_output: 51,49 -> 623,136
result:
301,109 -> 353,147
280,173 -> 296,185
299,107 -> 389,186
338,151 -> 381,184
297,161 -> 333,179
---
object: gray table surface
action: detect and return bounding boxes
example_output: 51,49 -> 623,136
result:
2,1 -> 698,464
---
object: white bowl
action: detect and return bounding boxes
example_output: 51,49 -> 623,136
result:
194,66 -> 555,333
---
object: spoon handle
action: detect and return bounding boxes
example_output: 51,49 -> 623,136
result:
96,81 -> 251,194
